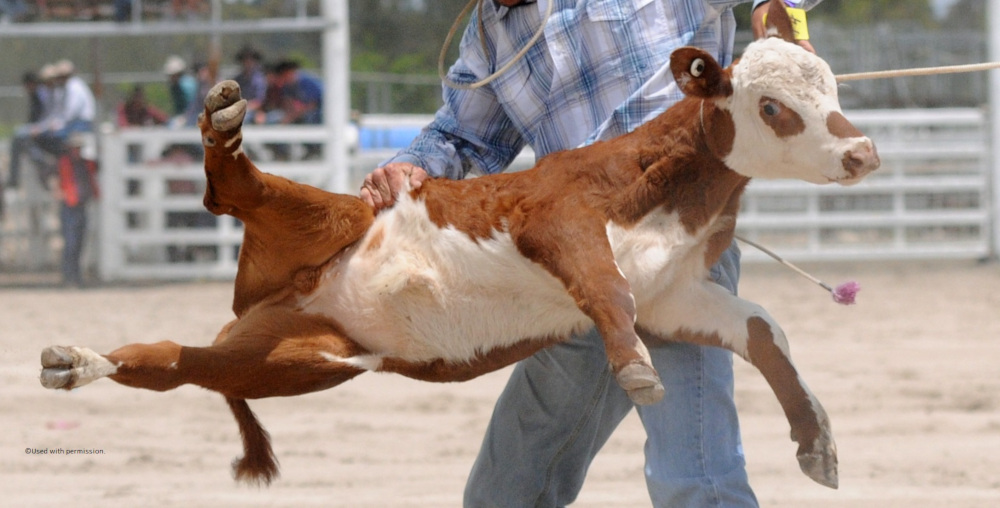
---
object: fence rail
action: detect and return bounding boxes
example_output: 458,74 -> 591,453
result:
737,108 -> 992,261
1,107 -> 994,282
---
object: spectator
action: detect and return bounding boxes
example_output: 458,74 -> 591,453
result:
48,59 -> 96,138
279,60 -> 323,159
163,55 -> 197,126
184,62 -> 214,126
7,60 -> 95,189
276,60 -> 323,125
117,84 -> 168,127
5,65 -> 56,189
252,63 -> 286,125
0,0 -> 27,23
22,71 -> 48,124
54,133 -> 99,287
114,0 -> 133,21
170,0 -> 204,20
232,45 -> 267,119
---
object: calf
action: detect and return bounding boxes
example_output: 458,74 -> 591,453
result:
39,1 -> 876,490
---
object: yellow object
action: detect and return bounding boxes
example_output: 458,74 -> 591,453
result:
763,7 -> 810,41
786,7 -> 809,40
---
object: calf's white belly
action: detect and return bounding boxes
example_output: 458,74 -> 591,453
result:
299,197 -> 703,363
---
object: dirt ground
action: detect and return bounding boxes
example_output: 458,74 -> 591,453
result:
2,259 -> 999,507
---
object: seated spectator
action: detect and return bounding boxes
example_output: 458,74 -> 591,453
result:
0,0 -> 28,23
117,85 -> 169,127
169,0 -> 204,20
183,62 -> 214,127
163,55 -> 197,127
276,59 -> 323,126
250,60 -> 324,160
8,59 -> 95,189
232,45 -> 267,119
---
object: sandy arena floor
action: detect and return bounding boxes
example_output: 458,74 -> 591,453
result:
2,259 -> 999,507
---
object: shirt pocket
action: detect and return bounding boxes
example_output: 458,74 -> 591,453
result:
586,0 -> 656,22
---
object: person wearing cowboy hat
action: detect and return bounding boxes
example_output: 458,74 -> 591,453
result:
54,132 -> 99,287
232,45 -> 267,117
163,55 -> 197,126
6,59 -> 93,190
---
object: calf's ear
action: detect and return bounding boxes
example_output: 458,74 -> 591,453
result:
669,47 -> 732,99
761,0 -> 797,43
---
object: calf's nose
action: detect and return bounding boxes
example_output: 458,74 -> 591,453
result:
843,141 -> 880,177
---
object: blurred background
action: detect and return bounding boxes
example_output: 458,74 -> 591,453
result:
0,0 -> 997,285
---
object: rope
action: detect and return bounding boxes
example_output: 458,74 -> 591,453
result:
836,61 -> 1000,82
438,1 -> 1000,90
438,0 -> 554,91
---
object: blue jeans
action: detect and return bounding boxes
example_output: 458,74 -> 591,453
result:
464,246 -> 757,508
60,203 -> 88,285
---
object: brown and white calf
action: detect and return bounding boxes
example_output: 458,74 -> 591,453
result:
39,1 -> 876,490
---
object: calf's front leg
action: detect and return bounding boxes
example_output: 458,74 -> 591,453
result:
514,210 -> 664,405
639,280 -> 838,489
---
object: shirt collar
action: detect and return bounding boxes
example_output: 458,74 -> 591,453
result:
495,0 -> 537,20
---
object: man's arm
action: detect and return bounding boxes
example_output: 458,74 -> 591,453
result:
362,11 -> 527,211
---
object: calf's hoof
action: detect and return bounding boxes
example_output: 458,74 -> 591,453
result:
39,346 -> 117,391
205,80 -> 247,132
616,363 -> 665,405
797,426 -> 839,489
40,346 -> 78,389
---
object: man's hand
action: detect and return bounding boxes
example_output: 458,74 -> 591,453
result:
360,162 -> 429,212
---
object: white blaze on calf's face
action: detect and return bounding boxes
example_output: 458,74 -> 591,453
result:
723,38 -> 877,185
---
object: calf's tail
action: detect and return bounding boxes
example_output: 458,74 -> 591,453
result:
226,396 -> 280,485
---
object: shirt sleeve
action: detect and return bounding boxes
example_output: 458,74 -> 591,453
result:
381,12 -> 526,181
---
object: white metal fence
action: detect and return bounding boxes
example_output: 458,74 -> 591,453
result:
0,108 -> 994,282
95,126 -> 344,281
738,108 -> 992,260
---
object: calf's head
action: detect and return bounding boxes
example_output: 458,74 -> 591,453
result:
670,0 -> 879,186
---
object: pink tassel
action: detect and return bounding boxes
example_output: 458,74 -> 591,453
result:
735,235 -> 861,306
831,281 -> 860,305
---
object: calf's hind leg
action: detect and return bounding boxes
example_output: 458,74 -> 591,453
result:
198,80 -> 374,315
39,306 -> 371,398
39,307 -> 370,485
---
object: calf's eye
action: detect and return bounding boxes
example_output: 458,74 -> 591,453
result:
762,101 -> 781,116
690,58 -> 705,77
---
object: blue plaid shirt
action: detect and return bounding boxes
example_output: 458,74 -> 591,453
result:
385,0 -> 772,179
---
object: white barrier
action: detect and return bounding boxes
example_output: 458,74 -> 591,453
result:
97,126 -> 341,281
10,108 -> 991,282
738,109 -> 992,260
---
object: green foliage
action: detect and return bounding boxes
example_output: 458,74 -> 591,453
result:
348,0 -> 471,113
808,0 -> 936,27
940,0 -> 986,30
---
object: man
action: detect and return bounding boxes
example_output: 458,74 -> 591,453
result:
54,133 -> 98,287
231,45 -> 268,119
7,60 -> 94,190
362,1 -> 819,506
274,60 -> 323,126
163,55 -> 197,126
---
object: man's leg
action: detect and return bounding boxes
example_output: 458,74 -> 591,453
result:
637,244 -> 754,507
464,335 -> 756,508
464,244 -> 754,508
7,131 -> 30,188
637,344 -> 757,507
464,330 -> 633,508
60,204 -> 86,285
